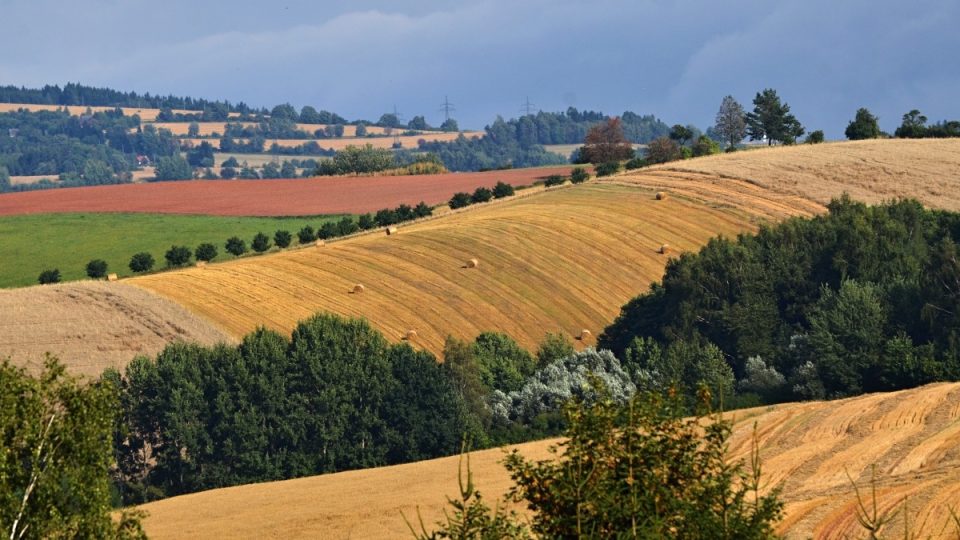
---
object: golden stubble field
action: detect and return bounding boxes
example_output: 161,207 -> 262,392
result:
130,182 -> 816,357
618,139 -> 960,211
137,383 -> 960,539
0,281 -> 233,377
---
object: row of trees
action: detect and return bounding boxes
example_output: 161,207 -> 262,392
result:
106,314 -> 590,503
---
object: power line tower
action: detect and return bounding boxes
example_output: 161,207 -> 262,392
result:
439,95 -> 455,121
520,96 -> 536,116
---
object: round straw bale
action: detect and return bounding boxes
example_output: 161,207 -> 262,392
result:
405,329 -> 418,340
386,226 -> 398,235
196,261 -> 207,268
659,244 -> 671,255
353,283 -> 366,294
107,273 -> 118,282
579,329 -> 592,340
655,191 -> 668,200
466,258 -> 479,268
315,239 -> 326,247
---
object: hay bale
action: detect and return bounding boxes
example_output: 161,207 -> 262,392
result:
315,239 -> 325,247
196,261 -> 207,268
655,191 -> 668,200
405,329 -> 418,340
386,226 -> 398,236
466,258 -> 479,269
352,283 -> 366,294
659,244 -> 671,255
579,329 -> 592,340
107,273 -> 118,282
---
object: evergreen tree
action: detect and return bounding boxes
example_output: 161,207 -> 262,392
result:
745,89 -> 805,145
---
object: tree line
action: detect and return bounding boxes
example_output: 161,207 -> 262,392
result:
600,197 -> 960,404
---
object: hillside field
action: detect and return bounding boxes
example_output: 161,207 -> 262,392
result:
0,281 -> 231,377
0,213 -> 345,287
624,138 -> 960,211
0,166 -> 577,217
130,182 -> 816,356
136,383 -> 960,539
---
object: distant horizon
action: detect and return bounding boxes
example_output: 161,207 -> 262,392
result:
2,1 -> 957,138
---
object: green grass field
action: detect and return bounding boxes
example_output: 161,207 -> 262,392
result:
0,213 -> 345,288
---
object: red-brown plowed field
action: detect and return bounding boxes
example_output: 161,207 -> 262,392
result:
0,167 -> 576,217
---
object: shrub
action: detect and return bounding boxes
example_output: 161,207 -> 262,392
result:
543,175 -> 565,187
570,167 -> 590,183
357,214 -> 376,230
195,243 -> 218,262
375,208 -> 397,226
317,222 -> 338,240
164,245 -> 192,267
297,225 -> 316,244
624,157 -> 646,170
692,135 -> 721,157
680,146 -> 693,159
806,130 -> 825,144
274,230 -> 292,248
449,192 -> 472,209
492,181 -> 515,198
414,202 -> 433,218
594,162 -> 620,177
535,332 -> 575,367
129,252 -> 155,273
38,268 -> 61,284
224,237 -> 247,257
471,187 -> 493,204
251,232 -> 271,253
337,217 -> 359,236
85,259 -> 108,279
645,136 -> 682,164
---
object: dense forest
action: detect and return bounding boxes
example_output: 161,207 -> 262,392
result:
418,117 -> 568,171
0,109 -> 179,185
0,82 -> 252,114
600,197 -> 960,401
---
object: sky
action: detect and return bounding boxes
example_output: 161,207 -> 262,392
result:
1,0 -> 957,137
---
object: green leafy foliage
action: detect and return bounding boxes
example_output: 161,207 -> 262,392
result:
164,245 -> 191,267
570,167 -> 590,183
297,225 -> 316,244
746,88 -> 805,145
274,230 -> 292,248
422,385 -> 783,539
85,259 -> 108,279
154,155 -> 193,181
805,130 -> 825,144
600,196 -> 960,401
194,242 -> 218,262
645,136 -> 682,164
471,187 -> 493,204
845,108 -> 882,140
492,181 -> 514,198
111,316 -> 470,503
449,192 -> 472,209
0,357 -> 145,539
251,232 -> 271,253
543,175 -> 565,187
37,268 -> 60,284
224,236 -> 247,256
128,252 -> 154,273
594,162 -> 620,177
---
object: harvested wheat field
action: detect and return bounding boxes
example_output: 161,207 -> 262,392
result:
0,166 -> 577,217
130,183 -> 816,356
0,281 -> 233,377
614,139 -> 960,211
137,383 -> 960,539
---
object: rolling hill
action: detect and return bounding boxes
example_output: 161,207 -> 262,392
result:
0,281 -> 232,377
129,182 -> 813,357
136,382 -> 960,539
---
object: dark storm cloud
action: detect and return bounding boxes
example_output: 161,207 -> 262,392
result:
1,0 -> 956,136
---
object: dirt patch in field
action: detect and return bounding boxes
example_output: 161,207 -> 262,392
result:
0,167 -> 577,217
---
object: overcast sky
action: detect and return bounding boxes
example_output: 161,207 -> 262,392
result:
2,0 -> 957,137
